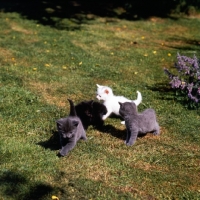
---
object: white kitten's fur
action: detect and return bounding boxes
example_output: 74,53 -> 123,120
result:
96,84 -> 142,123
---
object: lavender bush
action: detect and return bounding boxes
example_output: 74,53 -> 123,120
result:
164,53 -> 200,108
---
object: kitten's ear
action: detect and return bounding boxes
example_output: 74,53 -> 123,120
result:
104,89 -> 109,94
96,84 -> 102,88
88,100 -> 94,106
56,120 -> 63,130
72,120 -> 79,127
118,102 -> 123,107
56,118 -> 64,126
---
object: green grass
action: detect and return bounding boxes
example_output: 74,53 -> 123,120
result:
0,9 -> 200,200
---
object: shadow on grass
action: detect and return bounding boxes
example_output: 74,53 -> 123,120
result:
166,36 -> 200,51
37,115 -> 152,152
0,170 -> 54,200
146,82 -> 200,111
99,124 -> 126,140
98,118 -> 148,140
38,124 -> 126,152
37,130 -> 60,151
146,82 -> 176,101
92,104 -> 155,140
147,82 -> 189,106
0,0 -> 191,30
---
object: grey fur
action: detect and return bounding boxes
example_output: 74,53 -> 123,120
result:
56,99 -> 87,156
119,102 -> 160,146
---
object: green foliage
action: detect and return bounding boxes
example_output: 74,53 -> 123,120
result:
124,0 -> 200,18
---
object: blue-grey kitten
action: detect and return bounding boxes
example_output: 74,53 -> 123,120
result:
56,99 -> 87,156
119,102 -> 160,146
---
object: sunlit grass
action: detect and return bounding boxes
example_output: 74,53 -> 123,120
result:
0,10 -> 200,200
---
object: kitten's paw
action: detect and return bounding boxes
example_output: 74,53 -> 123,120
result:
152,131 -> 160,135
57,152 -> 64,158
124,141 -> 133,146
121,121 -> 125,125
126,141 -> 135,146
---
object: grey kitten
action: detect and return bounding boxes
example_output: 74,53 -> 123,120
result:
56,99 -> 87,156
119,102 -> 160,146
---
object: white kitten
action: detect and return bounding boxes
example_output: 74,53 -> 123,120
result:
96,84 -> 142,123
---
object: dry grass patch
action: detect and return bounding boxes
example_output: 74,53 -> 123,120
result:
0,48 -> 15,67
28,81 -> 68,107
131,160 -> 169,173
165,25 -> 189,37
27,80 -> 87,108
96,41 -> 112,50
71,39 -> 112,54
113,185 -> 153,200
9,21 -> 34,35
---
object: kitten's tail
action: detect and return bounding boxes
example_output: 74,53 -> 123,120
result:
67,99 -> 77,116
134,91 -> 142,106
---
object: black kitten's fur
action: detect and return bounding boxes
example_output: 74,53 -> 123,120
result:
75,100 -> 107,130
56,99 -> 87,156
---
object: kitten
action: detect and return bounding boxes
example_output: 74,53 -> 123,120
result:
96,84 -> 142,123
75,100 -> 107,130
119,102 -> 160,146
56,99 -> 87,156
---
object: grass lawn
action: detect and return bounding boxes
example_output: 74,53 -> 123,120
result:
0,5 -> 200,200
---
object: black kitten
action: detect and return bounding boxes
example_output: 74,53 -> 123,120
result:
56,99 -> 87,156
75,100 -> 107,130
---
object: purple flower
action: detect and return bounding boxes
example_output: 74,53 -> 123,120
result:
170,77 -> 181,88
193,55 -> 199,70
164,53 -> 200,106
188,92 -> 199,103
187,83 -> 194,93
175,53 -> 199,75
197,88 -> 200,95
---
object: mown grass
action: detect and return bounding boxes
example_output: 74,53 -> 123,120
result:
0,9 -> 200,200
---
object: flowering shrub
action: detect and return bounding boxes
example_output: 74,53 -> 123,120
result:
164,53 -> 200,108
